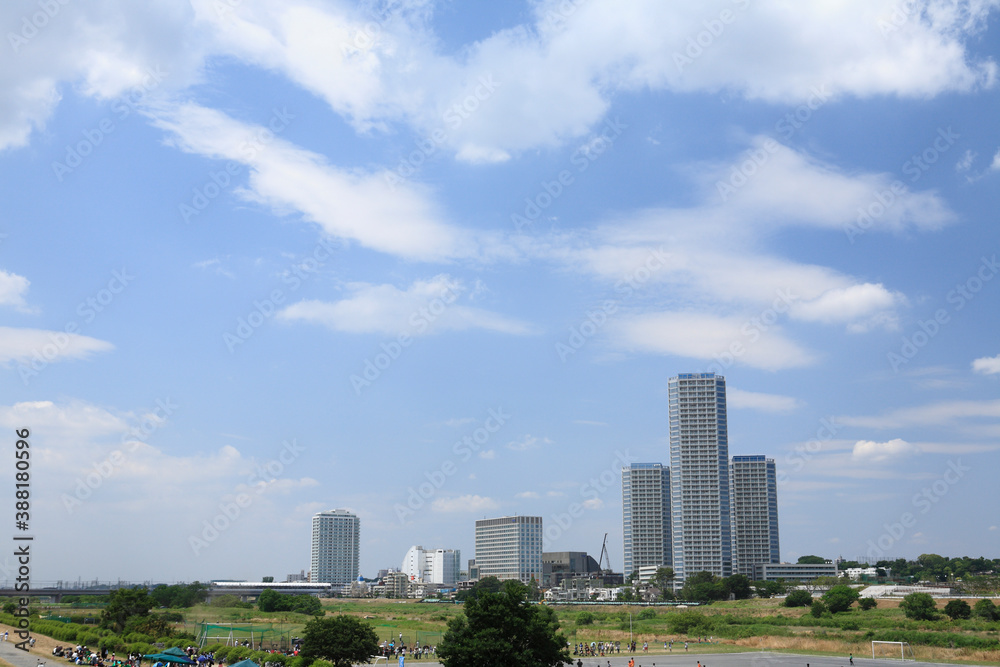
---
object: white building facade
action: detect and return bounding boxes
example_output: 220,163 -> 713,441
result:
310,509 -> 360,587
401,546 -> 461,585
474,515 -> 542,584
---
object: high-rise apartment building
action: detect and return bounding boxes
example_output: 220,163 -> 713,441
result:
730,455 -> 780,578
669,372 -> 732,583
401,546 -> 461,584
310,509 -> 360,587
621,463 -> 671,578
474,515 -> 543,584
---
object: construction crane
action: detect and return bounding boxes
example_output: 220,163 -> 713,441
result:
597,533 -> 612,575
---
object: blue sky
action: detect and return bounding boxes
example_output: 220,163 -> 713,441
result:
1,0 -> 999,584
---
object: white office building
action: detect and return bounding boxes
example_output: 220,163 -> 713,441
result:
310,509 -> 360,587
669,372 -> 733,583
474,515 -> 543,584
730,455 -> 780,578
622,463 -> 671,578
401,546 -> 461,585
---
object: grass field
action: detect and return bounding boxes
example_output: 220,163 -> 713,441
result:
15,596 -> 1000,666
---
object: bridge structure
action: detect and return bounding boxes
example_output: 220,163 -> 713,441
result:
0,581 -> 335,603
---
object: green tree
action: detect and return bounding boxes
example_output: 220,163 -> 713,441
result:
810,600 -> 827,618
619,587 -> 636,602
797,555 -> 827,565
973,599 -> 999,621
101,587 -> 153,634
526,577 -> 542,602
858,597 -> 878,611
784,590 -> 813,607
576,611 -> 594,626
667,611 -> 713,635
262,576 -> 274,583
900,592 -> 937,620
822,585 -> 860,613
438,580 -> 570,667
943,599 -> 971,620
753,580 -> 784,599
258,588 -> 283,612
652,567 -> 675,599
724,574 -> 753,600
681,571 -> 726,602
150,582 -> 209,608
301,615 -> 378,667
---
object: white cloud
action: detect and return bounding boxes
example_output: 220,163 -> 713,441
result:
972,354 -> 1000,375
0,270 -> 31,310
277,275 -> 534,336
728,388 -> 804,413
515,491 -> 539,499
506,434 -> 552,451
992,148 -> 1000,170
609,311 -> 816,371
149,102 -> 482,262
791,284 -> 904,332
852,438 -> 917,462
956,149 -> 976,171
431,494 -> 499,513
478,449 -> 496,460
0,326 -> 114,366
842,399 -> 1000,429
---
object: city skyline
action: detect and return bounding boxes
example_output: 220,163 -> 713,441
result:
1,1 -> 999,582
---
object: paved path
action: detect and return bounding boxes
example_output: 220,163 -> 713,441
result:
0,640 -> 46,667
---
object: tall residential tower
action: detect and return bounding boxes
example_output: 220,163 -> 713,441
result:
730,455 -> 780,578
669,372 -> 732,583
310,509 -> 360,587
621,463 -> 671,578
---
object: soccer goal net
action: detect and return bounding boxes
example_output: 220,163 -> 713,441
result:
872,641 -> 914,661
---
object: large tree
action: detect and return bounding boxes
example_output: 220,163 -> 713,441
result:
797,555 -> 827,565
438,580 -> 570,667
974,599 -> 999,621
101,587 -> 153,634
652,567 -> 675,600
900,592 -> 937,621
944,599 -> 972,620
301,615 -> 379,667
822,585 -> 860,613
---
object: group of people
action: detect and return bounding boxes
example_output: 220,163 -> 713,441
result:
49,645 -> 144,667
573,641 -> 621,656
376,641 -> 436,661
